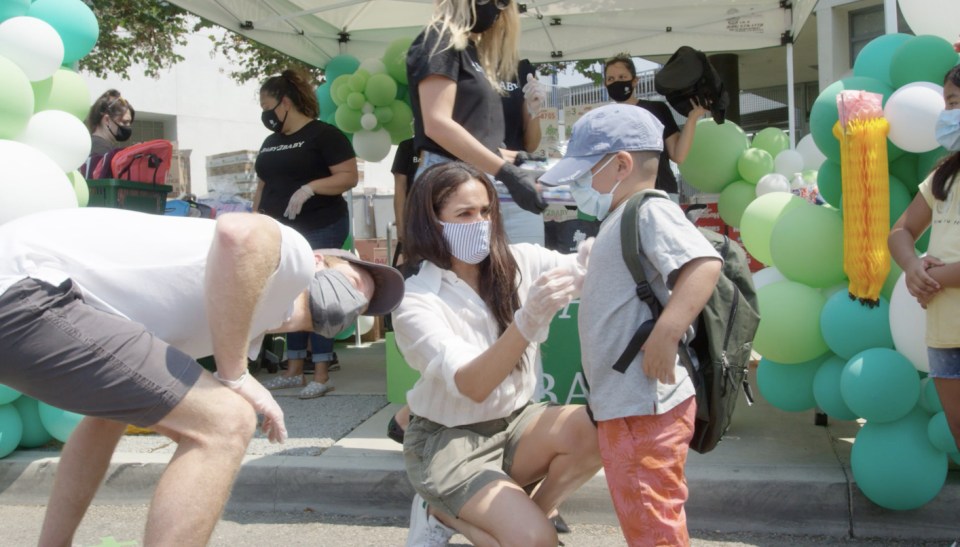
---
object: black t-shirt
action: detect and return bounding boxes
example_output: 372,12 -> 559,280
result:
500,59 -> 536,151
406,26 -> 505,158
255,120 -> 356,231
636,100 -> 681,194
391,138 -> 419,191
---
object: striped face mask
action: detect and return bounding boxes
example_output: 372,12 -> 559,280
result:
440,220 -> 491,264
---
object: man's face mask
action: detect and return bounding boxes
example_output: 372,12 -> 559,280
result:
308,269 -> 369,338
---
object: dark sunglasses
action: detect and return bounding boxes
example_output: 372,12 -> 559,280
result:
477,0 -> 511,10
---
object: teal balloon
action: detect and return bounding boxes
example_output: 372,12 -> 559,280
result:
37,402 -> 83,443
813,355 -> 859,420
917,146 -> 949,181
853,33 -> 912,86
0,0 -> 30,23
754,281 -> 829,364
324,54 -> 360,82
32,68 -> 88,120
928,412 -> 959,453
881,259 -> 902,302
751,127 -> 789,157
0,384 -> 21,405
770,204 -> 845,288
0,54 -> 34,139
12,396 -> 52,448
316,81 -> 335,119
28,0 -> 98,64
717,180 -> 755,228
678,119 -> 750,193
851,407 -> 947,510
320,110 -> 336,125
757,355 -> 825,412
334,322 -> 356,341
952,452 -> 960,466
365,73 -> 397,107
737,147 -> 774,184
0,404 -> 23,458
816,159 -> 842,208
382,37 -> 412,85
334,105 -> 362,134
739,192 -> 806,266
919,377 -> 943,414
841,348 -> 920,423
888,175 -> 911,228
889,152 -> 920,195
820,292 -> 893,359
809,77 -> 894,163
890,35 -> 960,89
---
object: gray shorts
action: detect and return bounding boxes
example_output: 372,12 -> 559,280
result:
403,402 -> 548,518
0,278 -> 202,427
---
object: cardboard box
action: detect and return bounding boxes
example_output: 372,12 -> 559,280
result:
354,238 -> 389,265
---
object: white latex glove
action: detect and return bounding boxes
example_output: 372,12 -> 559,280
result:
514,267 -> 576,343
522,73 -> 547,117
284,184 -> 315,220
570,237 -> 594,294
215,372 -> 288,443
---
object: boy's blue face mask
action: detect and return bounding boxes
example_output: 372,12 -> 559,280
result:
935,108 -> 960,152
569,155 -> 622,221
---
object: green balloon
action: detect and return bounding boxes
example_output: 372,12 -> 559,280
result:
771,204 -> 845,288
330,75 -> 351,106
928,412 -> 959,453
12,397 -> 53,449
28,0 -> 99,64
739,192 -> 806,266
678,119 -> 749,193
37,401 -> 83,443
0,384 -> 21,405
384,100 -> 413,132
751,127 -> 789,157
889,152 -> 920,194
32,68 -> 89,120
889,175 -> 910,228
853,33 -> 912,86
809,76 -> 894,163
0,0 -> 30,23
820,292 -> 893,359
717,180 -> 755,228
346,91 -> 366,110
0,404 -> 23,458
737,147 -> 774,184
851,407 -> 947,510
754,281 -> 829,363
890,35 -> 960,89
0,55 -> 34,139
816,159 -> 842,208
919,377 -> 943,414
323,54 -> 360,82
66,170 -> 87,207
365,73 -> 398,107
917,147 -> 949,181
813,355 -> 859,420
382,37 -> 412,85
756,355 -> 825,412
348,70 -> 370,93
334,105 -> 362,134
374,105 -> 394,125
841,348 -> 919,423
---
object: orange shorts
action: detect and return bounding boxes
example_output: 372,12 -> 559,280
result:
596,397 -> 696,547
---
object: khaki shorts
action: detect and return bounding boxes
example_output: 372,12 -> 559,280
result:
0,278 -> 202,427
403,402 -> 549,517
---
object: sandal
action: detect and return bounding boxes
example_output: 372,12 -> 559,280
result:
261,375 -> 304,390
299,381 -> 335,399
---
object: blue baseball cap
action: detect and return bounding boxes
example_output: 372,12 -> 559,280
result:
539,103 -> 665,186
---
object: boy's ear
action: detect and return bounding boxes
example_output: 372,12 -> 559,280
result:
616,150 -> 634,176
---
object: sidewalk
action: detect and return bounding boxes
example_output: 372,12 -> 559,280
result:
0,341 -> 957,542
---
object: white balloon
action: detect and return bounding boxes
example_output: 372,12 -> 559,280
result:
16,110 -> 91,171
0,140 -> 77,225
357,315 -> 375,336
360,112 -> 378,131
358,58 -> 387,75
0,16 -> 64,81
899,0 -> 960,44
884,82 -> 945,153
362,102 -> 375,114
755,173 -> 790,196
774,149 -> 804,176
796,134 -> 827,171
352,128 -> 392,162
889,273 -> 930,373
752,266 -> 786,291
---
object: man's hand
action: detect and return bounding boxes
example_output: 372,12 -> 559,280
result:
640,335 -> 678,384
284,184 -> 315,220
217,373 -> 288,443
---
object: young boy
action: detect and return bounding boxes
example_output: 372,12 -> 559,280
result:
540,104 -> 722,546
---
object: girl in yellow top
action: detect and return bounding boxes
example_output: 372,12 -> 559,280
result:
889,64 -> 960,453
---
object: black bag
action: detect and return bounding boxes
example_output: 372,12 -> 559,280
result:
612,191 -> 760,454
654,46 -> 730,124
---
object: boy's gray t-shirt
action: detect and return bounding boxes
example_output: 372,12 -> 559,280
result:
579,191 -> 721,421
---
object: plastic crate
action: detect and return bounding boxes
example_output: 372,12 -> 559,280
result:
87,179 -> 173,214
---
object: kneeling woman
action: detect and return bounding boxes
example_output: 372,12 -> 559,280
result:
394,162 -> 601,546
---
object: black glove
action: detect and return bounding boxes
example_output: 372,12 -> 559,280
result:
513,151 -> 548,166
495,162 -> 547,214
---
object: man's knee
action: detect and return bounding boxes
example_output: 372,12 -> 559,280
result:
158,379 -> 257,450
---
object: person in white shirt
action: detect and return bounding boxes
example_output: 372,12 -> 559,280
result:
0,208 -> 404,546
393,161 -> 601,547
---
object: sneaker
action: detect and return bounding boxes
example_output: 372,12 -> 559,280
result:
406,494 -> 455,547
298,381 -> 334,399
261,375 -> 303,390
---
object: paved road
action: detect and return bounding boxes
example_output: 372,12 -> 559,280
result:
1,504 -> 953,547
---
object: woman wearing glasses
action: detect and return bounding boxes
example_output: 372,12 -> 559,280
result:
85,89 -> 135,156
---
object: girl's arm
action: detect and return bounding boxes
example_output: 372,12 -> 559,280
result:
304,158 -> 359,195
889,194 -> 940,299
926,262 -> 960,289
664,100 -> 709,165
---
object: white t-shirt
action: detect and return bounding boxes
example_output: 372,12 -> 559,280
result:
394,243 -> 577,427
0,208 -> 314,359
918,173 -> 960,347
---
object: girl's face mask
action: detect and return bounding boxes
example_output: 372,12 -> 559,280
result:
440,219 -> 491,264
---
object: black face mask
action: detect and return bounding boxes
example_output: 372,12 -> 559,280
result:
109,120 -> 132,142
471,0 -> 502,33
606,81 -> 634,103
261,98 -> 287,133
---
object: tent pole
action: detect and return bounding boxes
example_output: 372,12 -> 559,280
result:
883,0 -> 898,34
786,42 -> 796,149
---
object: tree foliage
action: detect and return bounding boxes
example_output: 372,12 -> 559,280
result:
536,59 -> 605,86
